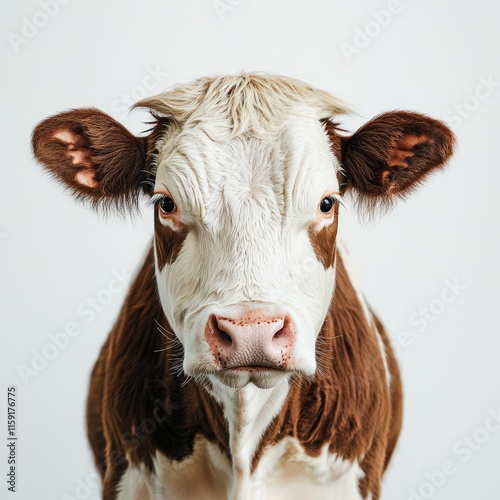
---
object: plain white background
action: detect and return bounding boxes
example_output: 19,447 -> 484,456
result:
1,0 -> 499,499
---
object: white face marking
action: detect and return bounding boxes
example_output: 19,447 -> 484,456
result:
154,116 -> 340,382
147,76 -> 349,388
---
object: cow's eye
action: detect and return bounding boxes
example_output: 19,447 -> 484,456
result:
319,196 -> 336,214
159,196 -> 176,214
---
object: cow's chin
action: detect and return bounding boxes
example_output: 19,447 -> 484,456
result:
207,368 -> 290,389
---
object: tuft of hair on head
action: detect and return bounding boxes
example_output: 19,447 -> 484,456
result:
133,73 -> 353,138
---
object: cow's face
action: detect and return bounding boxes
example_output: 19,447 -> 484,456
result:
152,115 -> 341,388
32,74 -> 454,389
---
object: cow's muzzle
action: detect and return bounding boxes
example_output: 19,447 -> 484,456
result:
204,313 -> 296,371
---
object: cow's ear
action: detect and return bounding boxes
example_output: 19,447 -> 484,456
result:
338,111 -> 455,207
32,108 -> 165,211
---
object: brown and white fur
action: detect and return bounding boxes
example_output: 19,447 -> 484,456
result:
32,74 -> 454,500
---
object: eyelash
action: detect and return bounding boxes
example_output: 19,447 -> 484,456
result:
148,193 -> 167,207
326,195 -> 344,209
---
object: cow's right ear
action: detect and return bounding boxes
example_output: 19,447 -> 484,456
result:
32,108 -> 165,210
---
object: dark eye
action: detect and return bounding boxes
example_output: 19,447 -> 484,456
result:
159,196 -> 176,214
319,196 -> 336,214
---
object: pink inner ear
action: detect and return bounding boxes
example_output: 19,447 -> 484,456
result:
53,130 -> 98,188
387,134 -> 429,167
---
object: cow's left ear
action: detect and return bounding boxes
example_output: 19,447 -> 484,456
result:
337,111 -> 455,204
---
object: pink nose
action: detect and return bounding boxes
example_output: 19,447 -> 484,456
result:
205,314 -> 295,370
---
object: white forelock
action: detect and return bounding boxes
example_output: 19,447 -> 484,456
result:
136,73 -> 351,139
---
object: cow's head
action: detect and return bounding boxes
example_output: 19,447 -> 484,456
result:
32,74 -> 454,389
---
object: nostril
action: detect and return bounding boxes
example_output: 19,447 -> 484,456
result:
219,330 -> 232,347
273,326 -> 286,340
212,316 -> 233,348
271,316 -> 292,348
273,316 -> 290,339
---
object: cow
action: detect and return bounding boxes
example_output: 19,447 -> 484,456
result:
32,74 -> 454,500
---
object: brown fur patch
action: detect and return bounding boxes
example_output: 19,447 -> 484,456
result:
142,115 -> 172,194
154,211 -> 188,270
372,313 -> 403,472
321,118 -> 346,192
308,203 -> 339,269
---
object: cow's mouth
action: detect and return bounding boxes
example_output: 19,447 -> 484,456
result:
228,365 -> 286,372
212,365 -> 292,389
